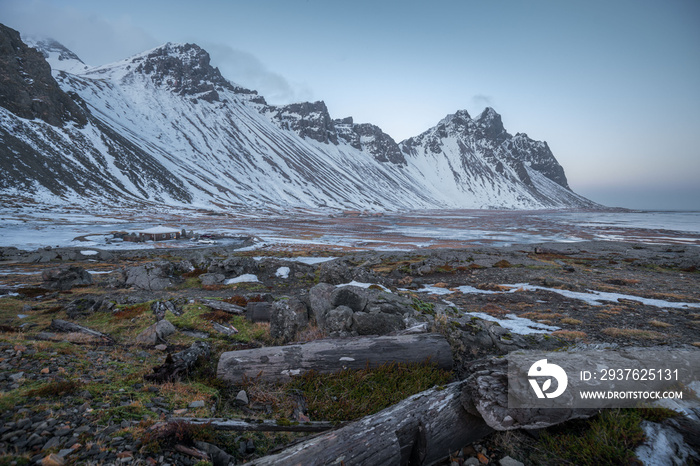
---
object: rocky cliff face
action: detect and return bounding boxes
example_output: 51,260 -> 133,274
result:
0,25 -> 85,127
335,117 -> 405,165
0,25 -> 598,211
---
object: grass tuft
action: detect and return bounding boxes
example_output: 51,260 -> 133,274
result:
602,327 -> 668,340
535,408 -> 678,465
286,361 -> 452,422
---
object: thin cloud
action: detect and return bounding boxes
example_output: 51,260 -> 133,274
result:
205,43 -> 313,105
0,0 -> 159,66
471,94 -> 494,110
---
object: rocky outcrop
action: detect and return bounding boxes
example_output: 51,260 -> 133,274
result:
266,101 -> 338,144
269,298 -> 309,343
308,283 -> 429,337
335,118 -> 405,164
135,320 -> 177,346
135,43 -> 256,103
41,266 -> 92,291
123,261 -> 176,291
0,24 -> 86,127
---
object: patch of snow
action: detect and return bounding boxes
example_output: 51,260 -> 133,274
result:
464,311 -> 560,335
224,274 -> 259,284
414,284 -> 455,295
290,256 -> 337,265
80,250 -> 99,256
455,283 -> 700,310
275,267 -> 290,279
336,281 -> 391,292
1,292 -> 20,298
635,421 -> 695,466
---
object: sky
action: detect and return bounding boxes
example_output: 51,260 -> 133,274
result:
2,0 -> 699,210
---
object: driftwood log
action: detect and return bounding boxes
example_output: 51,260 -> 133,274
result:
49,319 -> 113,343
248,379 -> 492,466
217,333 -> 453,384
168,417 -> 342,433
197,298 -> 245,314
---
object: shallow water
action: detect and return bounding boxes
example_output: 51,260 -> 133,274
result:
1,208 -> 698,251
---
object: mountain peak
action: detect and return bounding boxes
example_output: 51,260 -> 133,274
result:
25,37 -> 89,75
475,107 -> 506,138
131,42 -> 234,102
0,24 -> 86,126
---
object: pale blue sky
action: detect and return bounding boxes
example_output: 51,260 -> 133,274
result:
2,0 -> 699,210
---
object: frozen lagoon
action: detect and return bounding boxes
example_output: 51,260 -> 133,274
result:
0,207 -> 698,251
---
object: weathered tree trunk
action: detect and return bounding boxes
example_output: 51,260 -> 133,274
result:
168,417 -> 342,433
197,298 -> 245,314
217,333 -> 453,385
50,319 -> 113,343
248,380 -> 493,466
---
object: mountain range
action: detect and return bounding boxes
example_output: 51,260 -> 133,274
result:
0,24 -> 597,212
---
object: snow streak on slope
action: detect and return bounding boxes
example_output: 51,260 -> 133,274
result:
400,109 -> 595,209
2,33 -> 598,211
50,43 -> 443,210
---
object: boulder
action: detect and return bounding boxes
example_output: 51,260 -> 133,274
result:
269,298 -> 309,343
352,311 -> 405,336
208,256 -> 257,276
65,297 -> 102,319
41,266 -> 93,291
135,320 -> 177,346
308,283 -> 336,326
246,302 -> 273,322
124,261 -> 174,291
330,285 -> 368,313
317,260 -> 352,284
324,305 -> 354,335
199,273 -> 225,286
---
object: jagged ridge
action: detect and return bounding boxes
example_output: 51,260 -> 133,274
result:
0,24 -> 598,211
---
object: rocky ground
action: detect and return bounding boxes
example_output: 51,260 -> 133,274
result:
0,240 -> 698,465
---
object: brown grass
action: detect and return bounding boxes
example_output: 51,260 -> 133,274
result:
602,327 -> 668,340
295,325 -> 328,342
476,283 -> 513,292
552,330 -> 588,341
560,317 -> 583,325
648,320 -> 673,329
481,304 -> 507,317
493,260 -> 512,268
522,312 -> 563,320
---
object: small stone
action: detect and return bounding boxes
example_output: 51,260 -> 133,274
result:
155,344 -> 168,351
499,457 -> 525,466
501,415 -> 514,428
9,372 -> 24,382
188,400 -> 205,409
477,452 -> 489,464
173,408 -> 188,415
43,437 -> 61,451
54,427 -> 72,437
57,447 -> 75,457
235,390 -> 249,406
465,459 -> 480,466
41,367 -> 50,374
41,454 -> 65,466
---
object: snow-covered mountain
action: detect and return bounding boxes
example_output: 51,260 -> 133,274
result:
0,24 -> 597,211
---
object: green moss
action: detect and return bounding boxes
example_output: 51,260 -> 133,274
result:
286,361 -> 452,422
534,408 -> 679,465
411,298 -> 435,316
